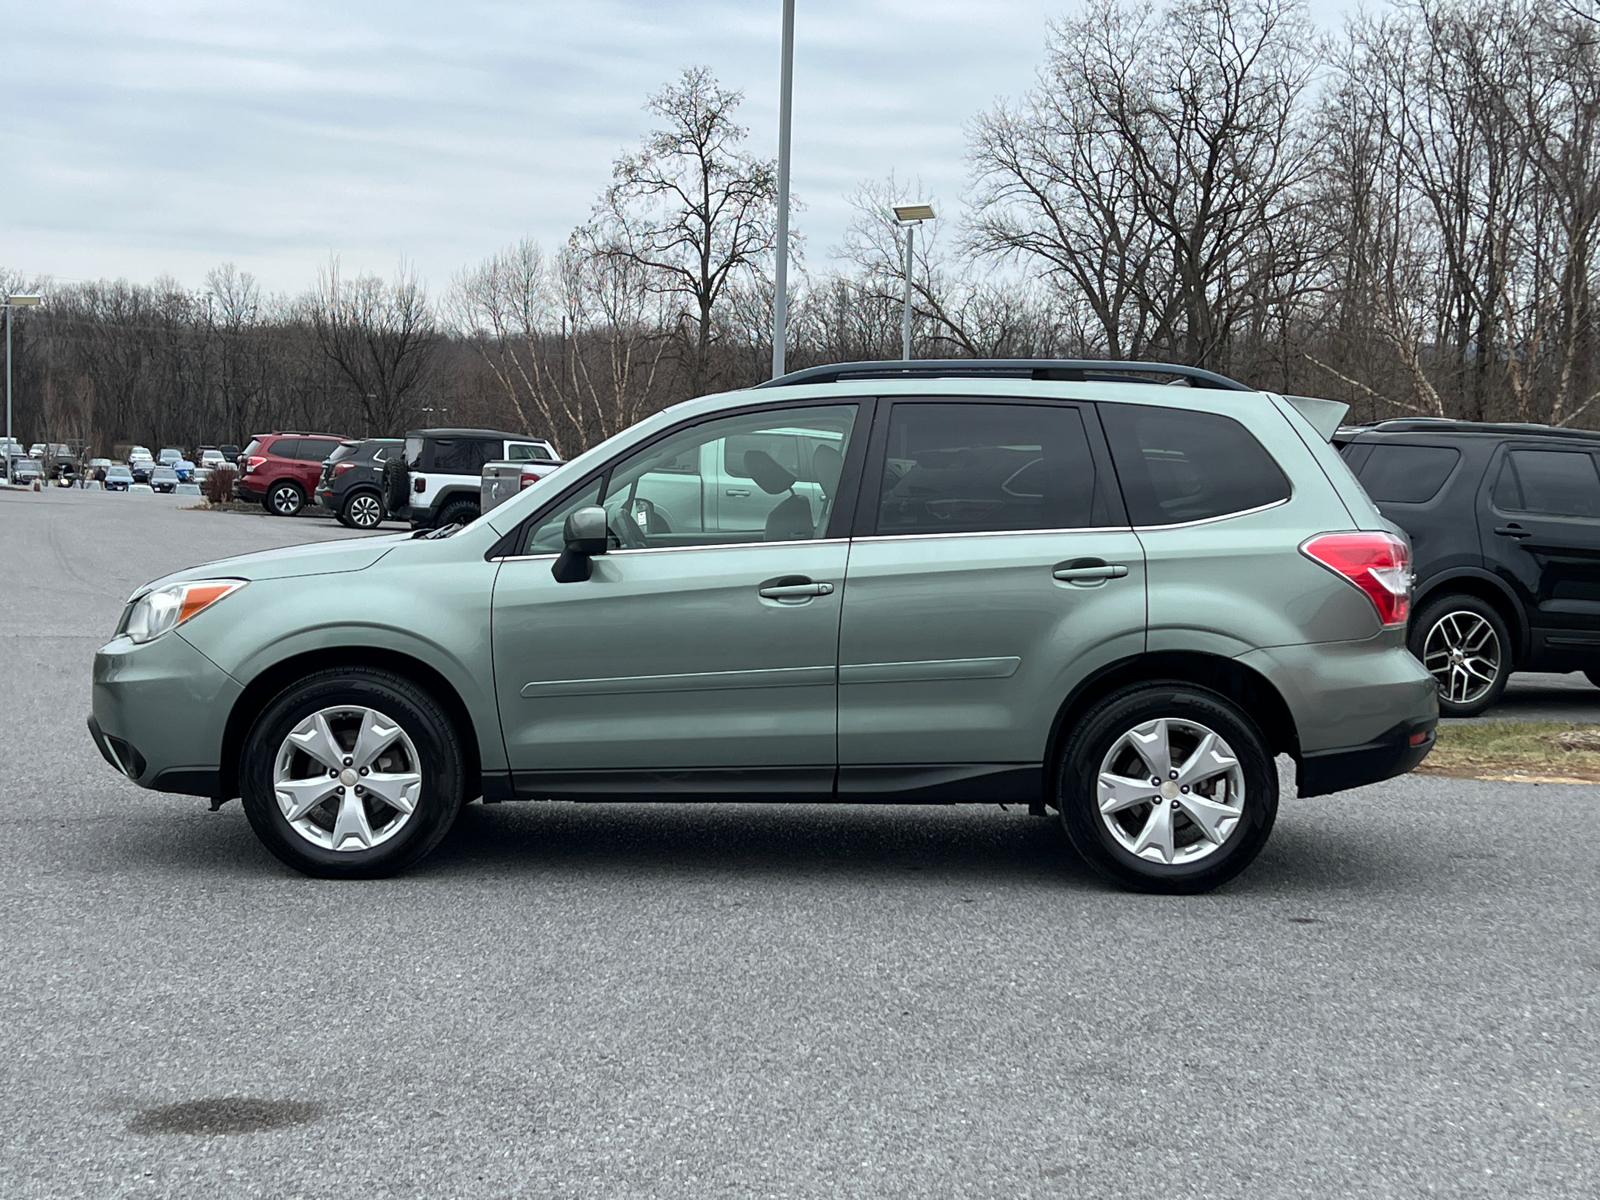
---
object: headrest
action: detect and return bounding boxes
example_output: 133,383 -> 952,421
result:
812,443 -> 843,495
744,449 -> 796,495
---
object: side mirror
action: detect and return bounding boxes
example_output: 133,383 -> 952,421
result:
551,505 -> 609,583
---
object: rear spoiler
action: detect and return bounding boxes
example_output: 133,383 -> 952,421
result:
1283,395 -> 1350,442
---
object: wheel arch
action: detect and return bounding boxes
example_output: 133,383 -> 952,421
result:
218,647 -> 482,803
1043,651 -> 1300,788
1412,568 -> 1527,665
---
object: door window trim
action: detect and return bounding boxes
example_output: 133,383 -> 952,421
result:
848,395 -> 1128,539
487,397 -> 877,561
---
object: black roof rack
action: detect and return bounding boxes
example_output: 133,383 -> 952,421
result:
756,358 -> 1251,392
405,427 -> 550,440
1356,418 -> 1600,442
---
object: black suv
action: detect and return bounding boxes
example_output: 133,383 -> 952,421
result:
316,438 -> 402,529
1338,419 -> 1600,715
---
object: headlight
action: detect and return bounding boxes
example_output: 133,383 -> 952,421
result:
125,579 -> 246,644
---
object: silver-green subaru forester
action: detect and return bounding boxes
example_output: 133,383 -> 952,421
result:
89,360 -> 1437,892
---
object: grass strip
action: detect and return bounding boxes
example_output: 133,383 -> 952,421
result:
1419,721 -> 1600,782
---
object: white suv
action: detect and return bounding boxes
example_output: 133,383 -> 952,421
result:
393,428 -> 559,529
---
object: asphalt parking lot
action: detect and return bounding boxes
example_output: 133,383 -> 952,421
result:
2,486 -> 1597,1198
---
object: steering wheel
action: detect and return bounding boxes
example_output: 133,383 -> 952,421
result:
609,505 -> 648,549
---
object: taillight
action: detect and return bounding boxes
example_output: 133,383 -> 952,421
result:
519,465 -> 546,489
413,477 -> 426,493
245,456 -> 266,472
333,461 -> 355,477
1301,531 -> 1411,626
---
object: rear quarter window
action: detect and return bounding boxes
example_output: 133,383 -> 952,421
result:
1356,444 -> 1460,504
1100,403 -> 1290,526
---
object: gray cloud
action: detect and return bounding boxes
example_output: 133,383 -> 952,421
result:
4,0 -> 1354,295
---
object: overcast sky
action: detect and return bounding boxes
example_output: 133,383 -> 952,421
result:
4,0 -> 1356,298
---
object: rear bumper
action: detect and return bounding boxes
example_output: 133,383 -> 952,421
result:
1297,717 -> 1437,797
235,481 -> 263,501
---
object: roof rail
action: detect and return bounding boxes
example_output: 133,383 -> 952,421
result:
756,358 -> 1252,392
1363,418 -> 1600,441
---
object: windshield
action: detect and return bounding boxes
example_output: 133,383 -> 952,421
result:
327,443 -> 359,465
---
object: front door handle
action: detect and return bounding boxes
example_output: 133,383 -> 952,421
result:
1053,563 -> 1130,582
759,579 -> 835,600
1495,524 -> 1531,538
725,488 -> 751,498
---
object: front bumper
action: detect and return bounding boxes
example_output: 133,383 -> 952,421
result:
90,630 -> 242,797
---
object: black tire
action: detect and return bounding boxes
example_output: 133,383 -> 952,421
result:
341,489 -> 385,530
1408,594 -> 1510,717
381,457 -> 410,513
239,668 -> 466,879
265,481 -> 305,517
1585,670 -> 1600,690
436,498 -> 480,527
1057,682 -> 1279,894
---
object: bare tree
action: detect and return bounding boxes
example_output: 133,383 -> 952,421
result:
307,258 -> 438,435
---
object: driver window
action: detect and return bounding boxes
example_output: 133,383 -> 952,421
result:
521,405 -> 857,554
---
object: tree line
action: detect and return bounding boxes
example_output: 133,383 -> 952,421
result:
6,0 -> 1600,459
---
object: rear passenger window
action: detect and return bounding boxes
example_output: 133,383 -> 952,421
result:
430,439 -> 497,474
874,402 -> 1107,535
1358,444 -> 1459,503
1494,450 -> 1600,517
295,438 -> 340,461
1100,404 -> 1290,526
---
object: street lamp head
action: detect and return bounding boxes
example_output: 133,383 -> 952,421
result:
4,295 -> 41,307
892,204 -> 936,224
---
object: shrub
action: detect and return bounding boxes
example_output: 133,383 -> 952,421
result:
203,466 -> 236,504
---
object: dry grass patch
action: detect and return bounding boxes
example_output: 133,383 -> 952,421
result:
1419,722 -> 1600,783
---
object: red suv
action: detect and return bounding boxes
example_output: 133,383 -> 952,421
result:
236,432 -> 349,516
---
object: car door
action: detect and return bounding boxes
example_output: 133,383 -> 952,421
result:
835,398 -> 1145,799
1479,445 -> 1600,655
491,401 -> 864,799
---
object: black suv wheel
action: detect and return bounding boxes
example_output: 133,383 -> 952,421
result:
1057,682 -> 1278,894
435,498 -> 480,527
1409,594 -> 1510,717
340,489 -> 385,530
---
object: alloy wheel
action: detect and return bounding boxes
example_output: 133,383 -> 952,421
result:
270,485 -> 302,516
1420,610 -> 1501,707
348,494 -> 383,528
272,706 -> 422,852
1096,717 -> 1246,865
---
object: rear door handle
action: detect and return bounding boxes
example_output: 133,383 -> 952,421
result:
1494,525 -> 1531,538
1053,563 -> 1129,582
759,580 -> 834,600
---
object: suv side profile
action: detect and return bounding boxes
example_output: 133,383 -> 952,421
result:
1338,419 -> 1600,715
237,432 -> 349,516
89,360 -> 1436,893
391,428 -> 559,529
317,438 -> 403,529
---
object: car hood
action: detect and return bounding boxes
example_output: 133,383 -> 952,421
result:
145,532 -> 410,591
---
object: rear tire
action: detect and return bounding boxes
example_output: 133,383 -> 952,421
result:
239,668 -> 465,879
1057,682 -> 1278,894
265,481 -> 305,517
341,489 -> 385,530
1408,594 -> 1510,717
436,499 -> 480,527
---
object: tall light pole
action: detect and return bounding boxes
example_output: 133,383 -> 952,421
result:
4,294 -> 41,486
771,0 -> 796,381
892,205 -> 935,361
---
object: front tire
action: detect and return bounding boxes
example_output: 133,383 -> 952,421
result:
1057,683 -> 1278,894
265,481 -> 305,517
1409,594 -> 1510,717
436,498 -> 480,527
240,668 -> 466,878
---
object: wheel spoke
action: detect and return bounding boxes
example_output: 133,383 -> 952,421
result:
1174,782 -> 1241,845
1129,801 -> 1177,864
1176,731 -> 1238,789
275,776 -> 339,822
361,771 -> 421,815
1126,720 -> 1172,780
329,789 -> 375,850
351,709 -> 403,771
288,712 -> 345,772
1099,772 -> 1161,814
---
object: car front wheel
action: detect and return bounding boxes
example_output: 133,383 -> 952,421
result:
1409,594 -> 1510,717
265,481 -> 305,517
341,490 -> 385,529
1057,683 -> 1278,894
239,668 -> 466,878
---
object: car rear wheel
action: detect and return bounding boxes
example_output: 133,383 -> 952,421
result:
265,481 -> 305,517
341,490 -> 385,530
436,498 -> 480,528
1057,683 -> 1278,894
239,668 -> 465,878
1409,594 -> 1509,717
